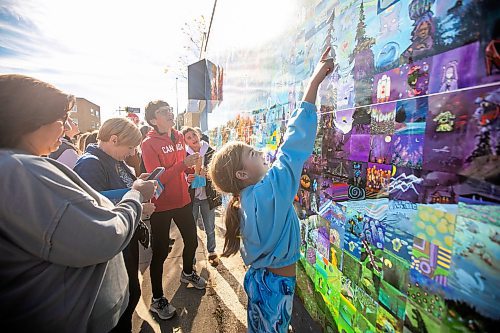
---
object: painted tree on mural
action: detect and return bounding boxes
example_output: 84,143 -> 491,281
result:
350,0 -> 375,107
434,0 -> 482,52
323,7 -> 336,56
320,8 -> 338,109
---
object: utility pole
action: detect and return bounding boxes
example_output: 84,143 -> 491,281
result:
199,32 -> 207,59
204,0 -> 217,53
175,77 -> 179,128
117,106 -> 125,117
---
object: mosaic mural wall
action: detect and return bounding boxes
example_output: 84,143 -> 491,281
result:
208,0 -> 500,331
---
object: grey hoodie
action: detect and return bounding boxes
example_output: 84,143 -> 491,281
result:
0,150 -> 143,332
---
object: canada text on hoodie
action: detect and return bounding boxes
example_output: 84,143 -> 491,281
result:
141,129 -> 191,211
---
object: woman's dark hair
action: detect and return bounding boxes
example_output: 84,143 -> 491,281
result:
180,126 -> 198,137
77,132 -> 90,153
0,74 -> 75,148
84,130 -> 98,148
140,125 -> 152,139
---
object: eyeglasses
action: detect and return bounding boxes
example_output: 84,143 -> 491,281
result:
156,106 -> 173,115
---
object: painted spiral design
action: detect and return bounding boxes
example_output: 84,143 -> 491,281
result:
348,186 -> 366,200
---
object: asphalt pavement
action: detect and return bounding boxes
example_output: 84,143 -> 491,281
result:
132,209 -> 322,333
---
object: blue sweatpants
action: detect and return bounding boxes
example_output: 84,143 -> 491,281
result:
243,266 -> 296,333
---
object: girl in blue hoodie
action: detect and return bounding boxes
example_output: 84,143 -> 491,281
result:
208,48 -> 334,333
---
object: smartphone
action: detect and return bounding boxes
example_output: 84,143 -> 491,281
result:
146,167 -> 165,180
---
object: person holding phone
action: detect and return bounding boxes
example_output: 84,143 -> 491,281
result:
147,166 -> 165,180
0,75 -> 156,332
141,100 -> 207,321
74,117 -> 156,332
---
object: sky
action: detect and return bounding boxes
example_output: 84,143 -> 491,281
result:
0,0 -> 297,128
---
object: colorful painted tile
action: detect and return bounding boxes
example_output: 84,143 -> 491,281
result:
334,108 -> 356,136
379,280 -> 407,320
443,298 -> 497,332
319,200 -> 347,228
330,242 -> 344,270
423,90 -> 474,172
407,279 -> 447,322
322,123 -> 351,161
418,171 -> 460,205
321,201 -> 347,269
354,287 -> 378,326
413,205 -> 457,250
317,224 -> 330,261
349,134 -> 371,162
388,166 -> 423,203
339,275 -> 357,331
319,170 -> 349,205
399,60 -> 432,98
411,237 -> 452,287
361,216 -> 386,250
314,254 -> 342,318
354,313 -> 376,333
429,41 -> 480,93
372,68 -> 407,103
382,251 -> 411,294
386,200 -> 418,235
394,97 -> 428,135
352,106 -> 372,135
457,177 -> 500,209
370,0 -> 413,72
384,225 -> 414,263
366,163 -> 392,199
446,216 -> 500,320
344,209 -> 365,259
371,102 -> 397,135
376,304 -> 404,333
391,134 -> 425,169
461,86 -> 500,178
457,201 -> 500,227
342,252 -> 362,285
403,300 -> 442,333
369,134 -> 394,165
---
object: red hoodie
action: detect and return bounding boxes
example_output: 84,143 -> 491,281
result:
141,129 -> 191,211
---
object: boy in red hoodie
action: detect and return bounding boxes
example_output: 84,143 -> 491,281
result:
141,100 -> 207,320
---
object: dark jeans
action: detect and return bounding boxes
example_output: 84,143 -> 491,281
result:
110,233 -> 140,333
150,204 -> 198,299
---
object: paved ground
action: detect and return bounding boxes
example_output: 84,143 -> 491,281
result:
132,209 -> 322,333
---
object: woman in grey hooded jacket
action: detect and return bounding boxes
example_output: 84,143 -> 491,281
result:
0,74 -> 156,333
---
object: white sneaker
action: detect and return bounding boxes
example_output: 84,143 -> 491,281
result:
150,296 -> 176,320
180,270 -> 207,289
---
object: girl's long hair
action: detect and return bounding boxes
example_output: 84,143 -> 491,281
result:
223,194 -> 242,257
208,141 -> 249,257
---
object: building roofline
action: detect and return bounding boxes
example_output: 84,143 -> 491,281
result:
76,97 -> 99,107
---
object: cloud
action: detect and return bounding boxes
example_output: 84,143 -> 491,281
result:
0,0 -> 214,121
0,0 -> 300,129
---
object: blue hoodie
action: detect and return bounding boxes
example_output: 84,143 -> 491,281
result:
239,101 -> 317,269
74,143 -> 136,192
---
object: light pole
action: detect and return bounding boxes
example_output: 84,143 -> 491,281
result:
175,77 -> 179,128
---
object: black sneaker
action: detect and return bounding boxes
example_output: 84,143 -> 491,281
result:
150,296 -> 176,320
180,271 -> 207,289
